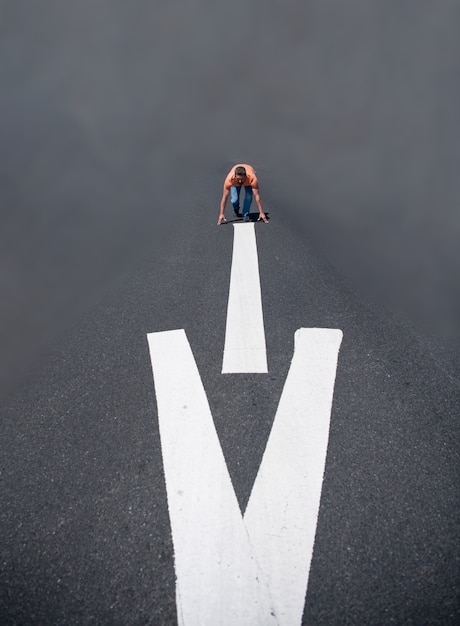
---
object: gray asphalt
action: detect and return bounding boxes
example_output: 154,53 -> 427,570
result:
2,201 -> 459,624
1,1 -> 460,624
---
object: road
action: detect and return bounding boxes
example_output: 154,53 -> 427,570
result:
1,2 -> 460,624
1,198 -> 459,624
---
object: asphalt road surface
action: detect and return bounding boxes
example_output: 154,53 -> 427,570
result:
1,1 -> 459,624
2,200 -> 459,624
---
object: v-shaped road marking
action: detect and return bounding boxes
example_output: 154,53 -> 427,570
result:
147,327 -> 342,625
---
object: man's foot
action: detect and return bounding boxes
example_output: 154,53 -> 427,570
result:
233,209 -> 242,218
243,214 -> 250,222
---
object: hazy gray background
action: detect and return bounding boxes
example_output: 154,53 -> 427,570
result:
2,0 -> 460,398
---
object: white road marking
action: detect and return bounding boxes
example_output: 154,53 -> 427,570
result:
222,223 -> 267,373
147,327 -> 343,626
244,327 -> 343,625
147,329 -> 277,626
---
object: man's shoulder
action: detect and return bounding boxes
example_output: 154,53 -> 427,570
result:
224,163 -> 258,187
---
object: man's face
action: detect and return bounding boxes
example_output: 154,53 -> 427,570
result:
235,174 -> 246,185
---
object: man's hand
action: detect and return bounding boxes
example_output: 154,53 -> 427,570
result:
257,212 -> 269,223
217,214 -> 227,225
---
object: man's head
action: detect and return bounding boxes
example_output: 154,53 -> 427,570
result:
234,166 -> 247,184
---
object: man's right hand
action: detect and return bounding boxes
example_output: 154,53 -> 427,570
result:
217,215 -> 227,225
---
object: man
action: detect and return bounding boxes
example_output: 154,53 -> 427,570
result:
217,164 -> 268,225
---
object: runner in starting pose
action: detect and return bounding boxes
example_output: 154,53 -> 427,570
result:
217,164 -> 268,225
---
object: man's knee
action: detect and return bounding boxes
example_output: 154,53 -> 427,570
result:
230,186 -> 240,204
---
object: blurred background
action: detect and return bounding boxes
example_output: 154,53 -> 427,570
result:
1,0 -> 459,399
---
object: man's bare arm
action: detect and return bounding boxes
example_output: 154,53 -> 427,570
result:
253,188 -> 268,223
217,188 -> 230,225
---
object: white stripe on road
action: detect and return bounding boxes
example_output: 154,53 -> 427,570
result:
147,327 -> 343,626
244,327 -> 343,625
147,329 -> 277,626
222,223 -> 267,373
